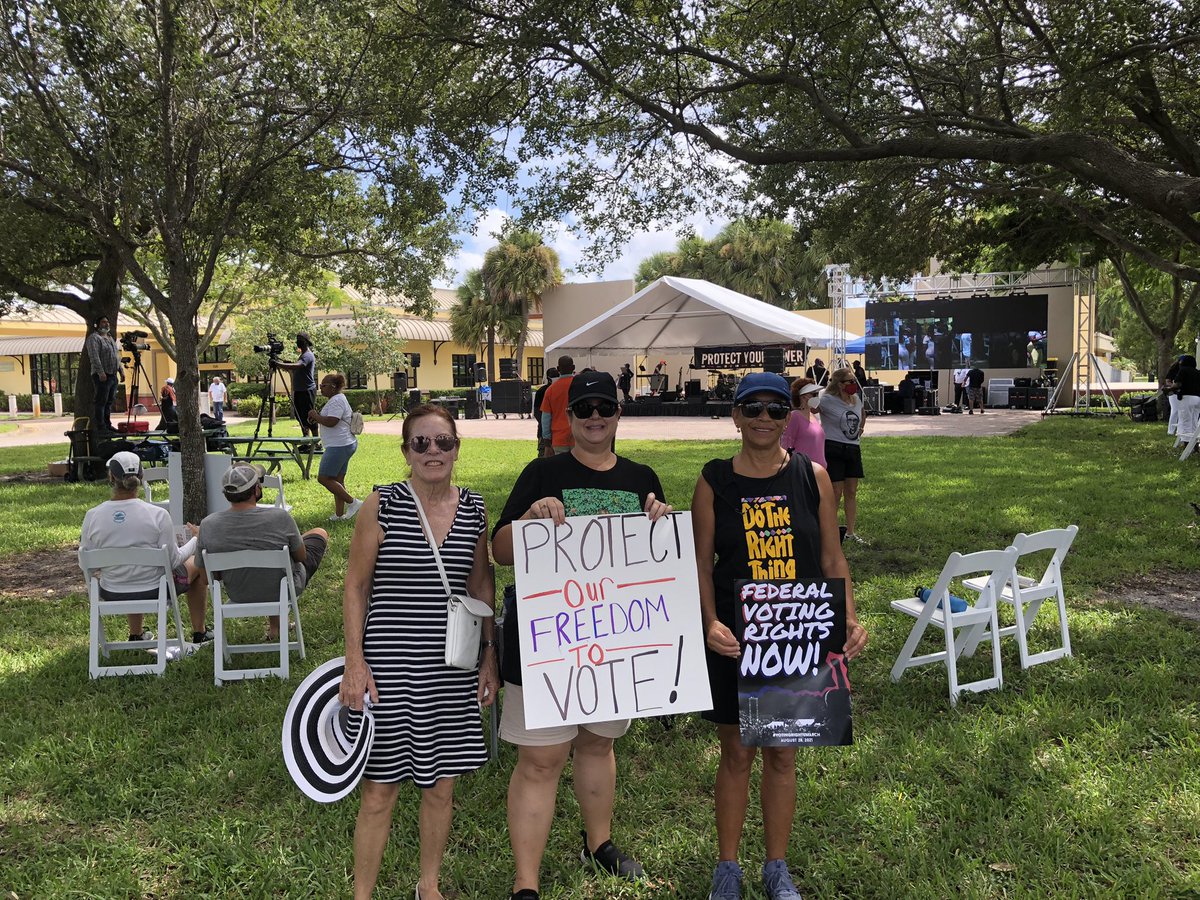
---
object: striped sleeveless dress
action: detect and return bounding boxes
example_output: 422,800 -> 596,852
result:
361,482 -> 489,786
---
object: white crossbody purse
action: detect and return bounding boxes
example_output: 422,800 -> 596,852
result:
408,484 -> 494,670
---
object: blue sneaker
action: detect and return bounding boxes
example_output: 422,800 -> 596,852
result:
709,860 -> 743,900
762,859 -> 803,900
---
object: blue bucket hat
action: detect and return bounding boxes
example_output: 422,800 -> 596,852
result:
734,372 -> 791,404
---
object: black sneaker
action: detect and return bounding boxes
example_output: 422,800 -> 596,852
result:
580,830 -> 645,880
128,629 -> 156,643
192,628 -> 214,644
510,892 -> 539,900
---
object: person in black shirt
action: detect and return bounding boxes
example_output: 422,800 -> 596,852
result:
492,370 -> 672,900
274,333 -> 318,436
617,363 -> 634,403
966,366 -> 986,414
852,359 -> 867,386
804,358 -> 828,386
531,367 -> 558,458
1175,355 -> 1200,443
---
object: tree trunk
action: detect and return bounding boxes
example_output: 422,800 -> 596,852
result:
1157,338 -> 1179,385
486,325 -> 496,383
74,248 -> 124,440
171,314 -> 210,523
515,332 -> 527,383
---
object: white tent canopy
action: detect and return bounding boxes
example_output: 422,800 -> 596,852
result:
545,276 -> 857,355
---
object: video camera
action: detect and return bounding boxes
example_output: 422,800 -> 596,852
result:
253,333 -> 285,358
120,330 -> 151,353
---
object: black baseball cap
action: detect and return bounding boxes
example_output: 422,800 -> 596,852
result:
568,371 -> 618,405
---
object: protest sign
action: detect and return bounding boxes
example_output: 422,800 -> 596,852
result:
736,578 -> 852,746
513,511 -> 711,728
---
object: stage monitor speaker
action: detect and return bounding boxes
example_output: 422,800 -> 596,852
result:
1009,387 -> 1030,409
408,352 -> 421,369
1027,388 -> 1048,406
762,348 -> 785,373
685,379 -> 702,398
499,358 -> 518,380
392,371 -> 409,393
1014,377 -> 1033,387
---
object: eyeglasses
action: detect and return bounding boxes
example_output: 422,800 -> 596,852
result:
406,434 -> 459,454
736,400 -> 790,421
570,400 -> 619,419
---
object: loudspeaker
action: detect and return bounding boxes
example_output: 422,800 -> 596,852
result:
491,379 -> 531,415
392,371 -> 409,393
1009,387 -> 1030,409
1028,388 -> 1048,407
408,352 -> 421,369
474,362 -> 487,384
1014,377 -> 1033,387
499,358 -> 518,380
762,348 -> 785,373
685,379 -> 702,398
409,388 -> 422,408
465,392 -> 480,419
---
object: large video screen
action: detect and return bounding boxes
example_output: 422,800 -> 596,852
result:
862,294 -> 1048,369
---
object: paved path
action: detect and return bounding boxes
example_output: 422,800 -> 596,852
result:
0,408 -> 1044,448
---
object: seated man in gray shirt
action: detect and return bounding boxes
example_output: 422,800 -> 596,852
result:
196,464 -> 329,640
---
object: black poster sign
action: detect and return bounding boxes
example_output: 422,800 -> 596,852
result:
693,343 -> 807,371
735,578 -> 852,747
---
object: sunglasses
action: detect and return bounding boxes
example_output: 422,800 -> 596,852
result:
406,434 -> 460,454
570,400 -> 619,419
736,400 -> 790,421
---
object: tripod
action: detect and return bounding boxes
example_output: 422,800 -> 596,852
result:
253,358 -> 298,438
123,351 -> 154,427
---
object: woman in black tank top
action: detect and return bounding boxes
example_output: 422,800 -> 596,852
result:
691,373 -> 869,900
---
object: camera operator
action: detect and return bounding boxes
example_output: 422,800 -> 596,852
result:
159,376 -> 178,427
272,333 -> 318,437
85,315 -> 122,433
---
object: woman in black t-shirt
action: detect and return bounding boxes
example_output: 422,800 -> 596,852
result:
692,372 -> 868,900
492,371 -> 672,900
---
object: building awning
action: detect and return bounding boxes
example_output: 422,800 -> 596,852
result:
0,336 -> 85,356
323,316 -> 543,348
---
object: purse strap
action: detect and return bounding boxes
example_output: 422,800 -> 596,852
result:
407,482 -> 453,598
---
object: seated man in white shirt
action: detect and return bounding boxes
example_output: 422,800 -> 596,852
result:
79,451 -> 211,643
197,464 -> 329,640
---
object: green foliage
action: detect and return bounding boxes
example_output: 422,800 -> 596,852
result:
0,393 -> 74,413
481,228 -> 563,375
450,268 -> 524,382
634,219 -> 826,308
2,420 -> 1200,896
227,301 -> 342,384
339,307 -> 409,405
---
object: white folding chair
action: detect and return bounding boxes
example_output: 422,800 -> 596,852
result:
962,525 -> 1078,669
142,468 -> 171,513
80,545 -> 186,679
890,547 -> 1019,706
256,474 -> 292,512
202,547 -> 305,685
1177,396 -> 1200,456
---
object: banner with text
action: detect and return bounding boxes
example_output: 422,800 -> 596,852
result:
693,343 -> 808,371
736,578 -> 852,747
513,512 -> 711,728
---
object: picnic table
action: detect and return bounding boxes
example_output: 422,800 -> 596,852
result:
222,435 -> 323,480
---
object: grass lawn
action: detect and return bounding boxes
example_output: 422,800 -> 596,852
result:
1,417 -> 1199,898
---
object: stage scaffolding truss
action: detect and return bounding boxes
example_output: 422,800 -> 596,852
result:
824,265 -> 1116,415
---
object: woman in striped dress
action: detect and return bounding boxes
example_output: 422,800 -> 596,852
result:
341,405 -> 499,900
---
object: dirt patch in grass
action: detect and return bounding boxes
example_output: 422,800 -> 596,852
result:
1098,570 -> 1200,624
0,547 -> 80,599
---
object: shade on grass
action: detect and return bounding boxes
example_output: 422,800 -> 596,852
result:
1,417 -> 1198,897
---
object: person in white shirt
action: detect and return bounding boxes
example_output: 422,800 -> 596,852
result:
78,451 -> 211,643
953,367 -> 970,409
209,376 -> 227,422
307,372 -> 362,521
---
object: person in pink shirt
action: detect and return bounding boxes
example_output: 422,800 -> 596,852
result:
779,377 -> 826,467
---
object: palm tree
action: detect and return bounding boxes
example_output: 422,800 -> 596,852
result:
481,228 -> 562,379
449,269 -> 523,383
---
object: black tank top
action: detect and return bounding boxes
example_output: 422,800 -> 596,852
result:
702,454 -> 823,624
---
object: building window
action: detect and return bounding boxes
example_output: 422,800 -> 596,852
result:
199,343 -> 229,364
451,354 -> 477,388
346,370 -> 369,389
30,352 -> 80,395
527,356 -> 544,384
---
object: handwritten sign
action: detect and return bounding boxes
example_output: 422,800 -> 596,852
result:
736,578 -> 852,746
513,511 -> 711,728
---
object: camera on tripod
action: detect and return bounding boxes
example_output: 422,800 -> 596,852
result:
254,333 -> 285,359
120,330 -> 151,353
